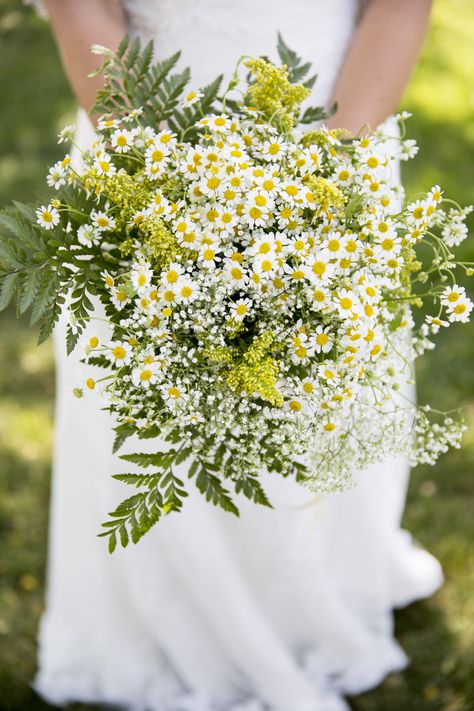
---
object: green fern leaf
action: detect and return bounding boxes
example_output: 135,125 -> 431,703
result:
0,273 -> 18,310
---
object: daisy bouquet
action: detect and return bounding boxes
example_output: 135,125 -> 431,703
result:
0,36 -> 472,550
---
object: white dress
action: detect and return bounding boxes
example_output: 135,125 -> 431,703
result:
34,1 -> 443,710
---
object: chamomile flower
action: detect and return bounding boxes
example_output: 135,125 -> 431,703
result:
230,298 -> 252,321
198,245 -> 222,269
131,263 -> 154,294
247,232 -> 278,258
252,253 -> 280,277
251,171 -> 281,195
261,137 -> 285,161
425,315 -> 449,334
101,271 -> 115,289
77,223 -> 100,247
36,204 -> 60,230
111,128 -> 133,153
333,163 -> 354,186
290,332 -> 315,362
162,384 -> 186,406
91,210 -> 116,232
94,153 -> 116,176
301,377 -> 318,396
57,124 -> 76,143
246,188 -> 275,214
334,289 -> 361,319
400,139 -> 418,160
176,277 -> 199,303
441,285 -> 466,308
306,253 -> 334,284
145,144 -> 170,166
182,89 -> 203,107
283,262 -> 310,284
110,286 -> 130,310
447,297 -> 473,323
241,202 -> 270,227
207,114 -> 232,133
318,363 -> 340,384
310,325 -> 334,354
107,341 -> 133,366
155,129 -> 176,145
129,209 -> 149,228
132,361 -> 160,388
81,333 -> 100,356
223,258 -> 248,285
97,117 -> 120,131
47,162 -> 67,190
162,262 -> 185,287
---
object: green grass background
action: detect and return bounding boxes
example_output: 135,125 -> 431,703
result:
0,0 -> 473,709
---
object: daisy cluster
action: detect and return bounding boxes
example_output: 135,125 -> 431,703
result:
36,75 -> 472,497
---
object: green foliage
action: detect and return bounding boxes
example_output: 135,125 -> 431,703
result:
100,429 -> 281,548
99,445 -> 190,548
195,461 -> 240,516
276,32 -> 337,126
276,32 -> 317,88
93,35 -> 226,142
100,443 -> 243,547
0,200 -> 111,348
93,37 -> 192,133
233,472 -> 273,507
0,205 -> 66,344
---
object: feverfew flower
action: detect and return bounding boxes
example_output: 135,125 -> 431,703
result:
77,223 -> 100,247
131,263 -> 154,294
91,210 -> 116,231
107,341 -> 133,366
57,124 -> 76,143
111,129 -> 133,153
36,204 -> 60,230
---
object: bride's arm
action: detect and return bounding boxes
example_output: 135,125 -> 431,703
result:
43,0 -> 127,111
326,0 -> 433,133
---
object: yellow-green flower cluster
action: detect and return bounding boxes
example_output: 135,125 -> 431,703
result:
244,57 -> 310,133
304,176 -> 346,217
142,218 -> 187,272
202,345 -> 237,365
82,168 -> 151,225
226,332 -> 283,406
300,128 -> 345,148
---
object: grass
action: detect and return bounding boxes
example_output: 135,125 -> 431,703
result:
0,0 -> 473,709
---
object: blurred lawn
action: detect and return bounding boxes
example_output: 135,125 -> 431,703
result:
0,1 -> 473,710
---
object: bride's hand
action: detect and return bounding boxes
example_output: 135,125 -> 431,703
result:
326,0 -> 433,134
44,0 -> 127,112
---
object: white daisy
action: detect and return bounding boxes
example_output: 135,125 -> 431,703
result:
36,204 -> 60,230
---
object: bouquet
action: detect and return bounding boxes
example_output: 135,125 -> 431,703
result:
0,36 -> 472,551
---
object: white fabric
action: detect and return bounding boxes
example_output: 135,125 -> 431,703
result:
35,1 -> 443,710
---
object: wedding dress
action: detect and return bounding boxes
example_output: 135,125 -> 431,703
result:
32,1 -> 443,709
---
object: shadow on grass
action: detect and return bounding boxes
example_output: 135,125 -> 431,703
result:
351,599 -> 474,711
